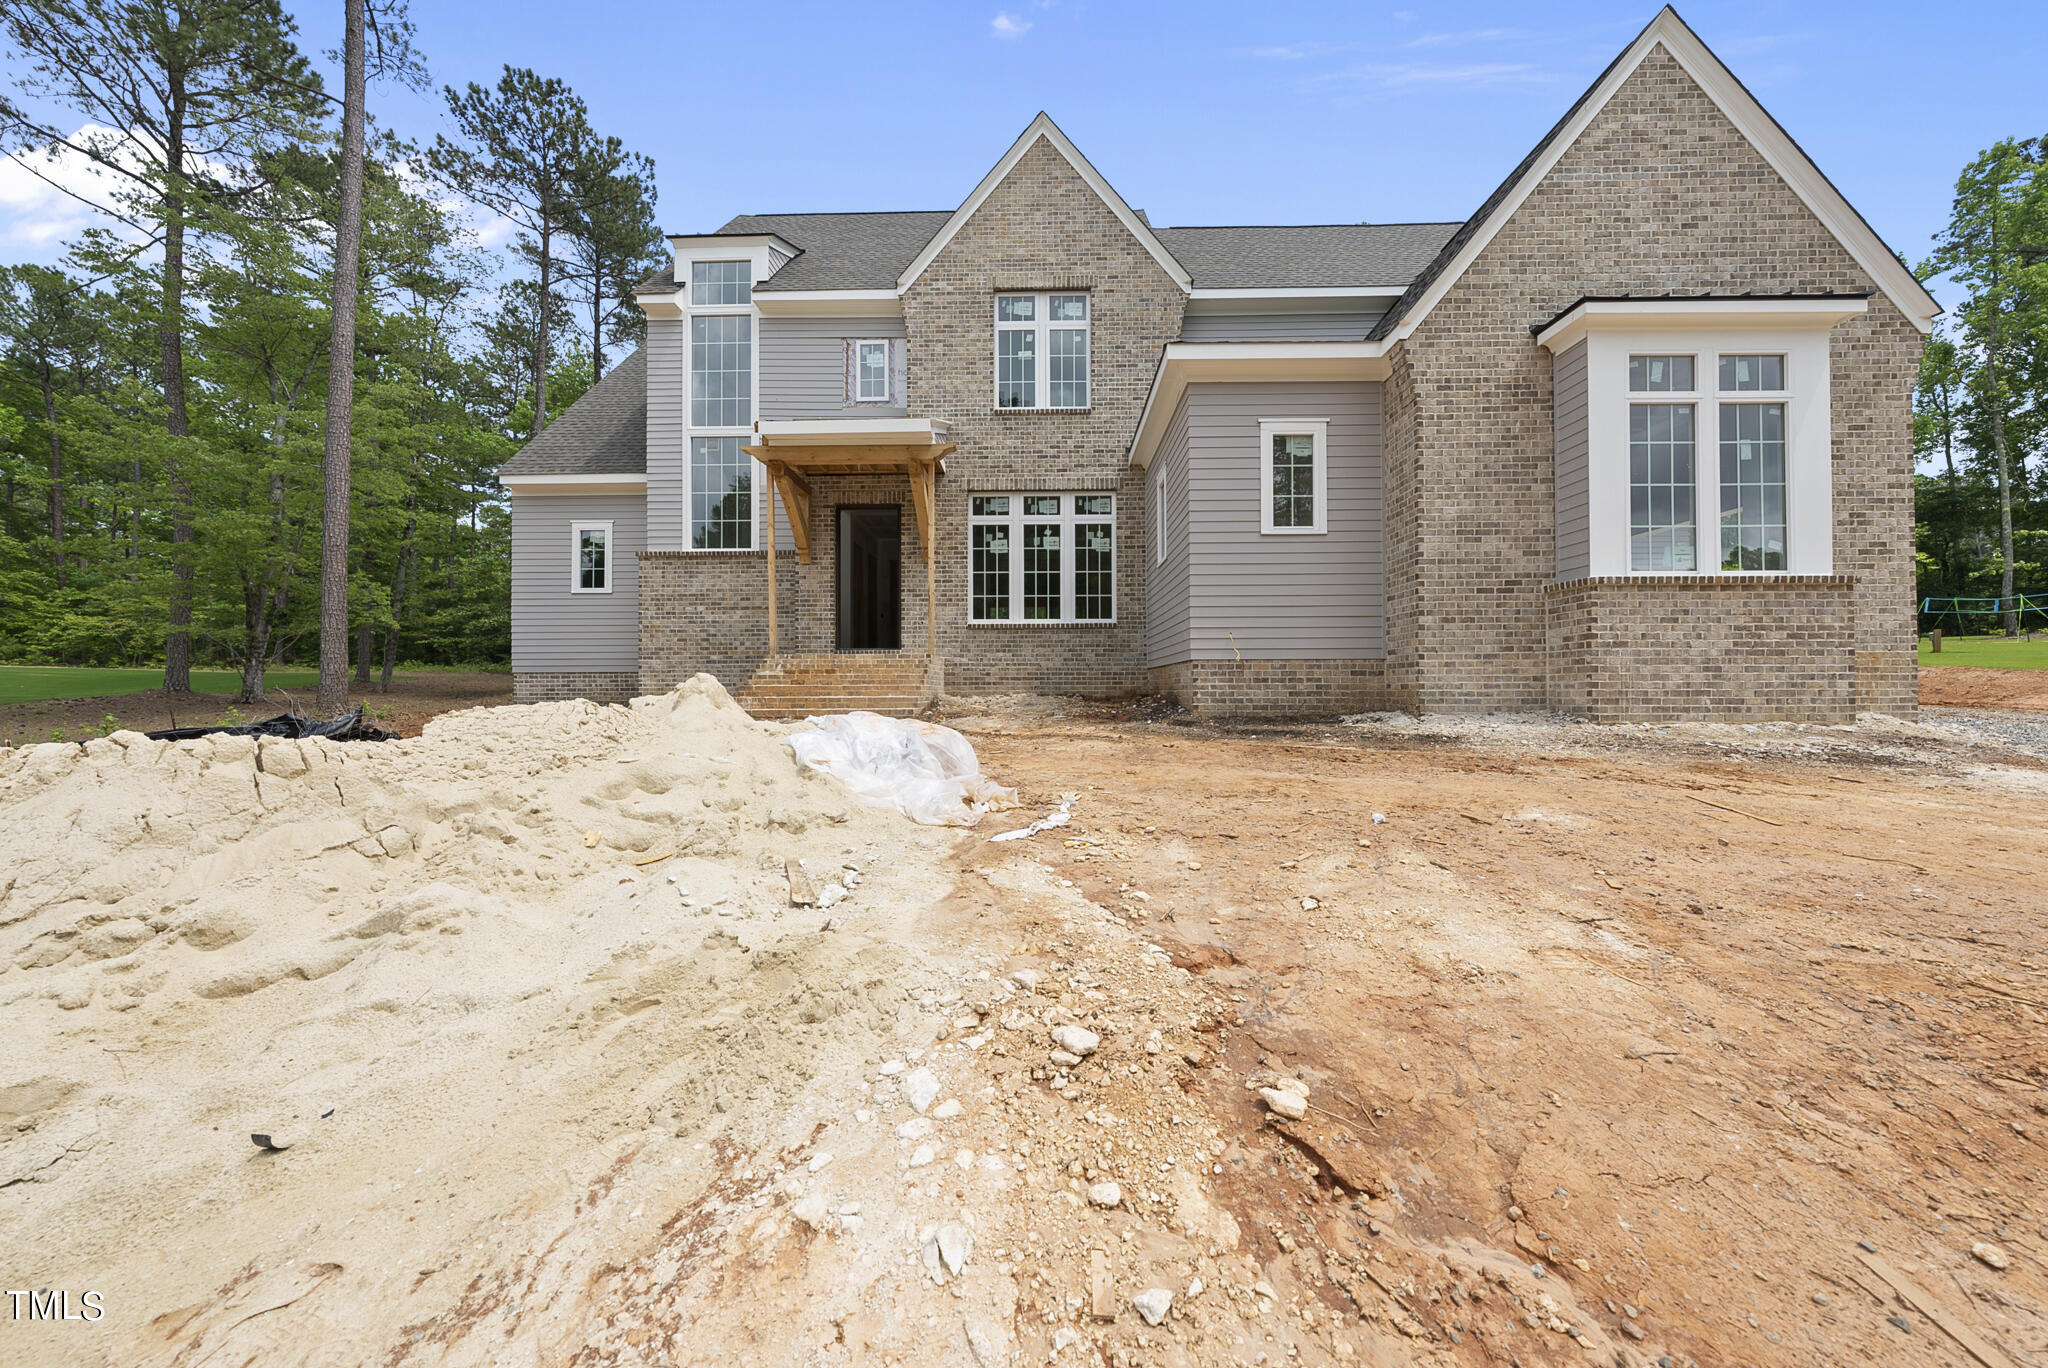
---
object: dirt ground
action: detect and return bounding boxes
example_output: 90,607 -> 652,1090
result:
3,688 -> 2044,1368
0,669 -> 513,745
1920,665 -> 2048,713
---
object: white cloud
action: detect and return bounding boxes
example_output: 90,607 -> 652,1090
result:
1406,27 -> 1519,49
990,11 -> 1032,39
1301,61 -> 1547,92
0,124 -> 149,260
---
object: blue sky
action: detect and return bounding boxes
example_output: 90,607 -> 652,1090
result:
1,2 -> 2040,312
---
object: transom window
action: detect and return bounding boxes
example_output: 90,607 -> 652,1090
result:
1258,419 -> 1328,535
1624,352 -> 1791,573
995,293 -> 1089,409
691,259 -> 751,306
570,521 -> 612,592
969,493 -> 1114,622
855,339 -> 891,402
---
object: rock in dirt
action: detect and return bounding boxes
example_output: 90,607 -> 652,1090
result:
1260,1087 -> 1308,1120
1051,1024 -> 1099,1056
1973,1242 -> 2011,1271
250,1129 -> 296,1151
1133,1288 -> 1173,1326
936,1222 -> 973,1276
1087,1181 -> 1122,1208
903,1066 -> 940,1114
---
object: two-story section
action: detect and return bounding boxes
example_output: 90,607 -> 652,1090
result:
501,9 -> 1937,723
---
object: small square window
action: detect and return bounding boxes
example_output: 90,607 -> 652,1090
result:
1628,355 -> 1696,392
1718,354 -> 1784,392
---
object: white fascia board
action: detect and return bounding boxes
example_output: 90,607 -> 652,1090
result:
897,112 -> 1192,294
665,232 -> 801,258
753,289 -> 904,318
1535,296 -> 1870,353
1127,341 -> 1389,468
1384,9 -> 1941,345
502,473 -> 648,494
752,416 -> 951,447
1187,286 -> 1407,301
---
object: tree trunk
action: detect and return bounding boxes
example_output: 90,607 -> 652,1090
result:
41,365 -> 64,588
381,503 -> 418,692
533,222 -> 551,436
317,0 -> 368,713
161,104 -> 195,693
591,262 -> 603,385
354,620 -> 373,686
1989,350 -> 2018,637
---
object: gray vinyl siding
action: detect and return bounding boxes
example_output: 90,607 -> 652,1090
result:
1184,381 -> 1384,660
510,492 -> 645,672
645,318 -> 686,550
1177,311 -> 1384,342
1553,338 -> 1590,581
760,315 -> 908,420
1145,392 -> 1192,666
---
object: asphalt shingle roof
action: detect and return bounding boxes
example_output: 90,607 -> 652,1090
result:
500,348 -> 646,476
730,211 -> 954,292
1151,223 -> 1461,290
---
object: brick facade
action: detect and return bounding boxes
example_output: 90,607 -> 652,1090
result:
901,135 -> 1182,697
1545,576 -> 1857,722
1384,44 -> 1921,719
1151,660 -> 1400,718
513,671 -> 639,705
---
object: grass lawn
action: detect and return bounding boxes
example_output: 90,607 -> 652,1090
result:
0,665 -> 318,705
1918,634 -> 2048,670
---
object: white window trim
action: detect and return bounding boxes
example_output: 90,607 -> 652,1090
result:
967,492 -> 1117,625
854,338 -> 892,403
569,520 -> 614,594
1580,327 -> 1832,578
1258,419 -> 1329,536
679,251 -> 763,553
993,293 -> 1090,412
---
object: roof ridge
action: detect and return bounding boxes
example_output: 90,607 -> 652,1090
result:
1159,221 -> 1464,231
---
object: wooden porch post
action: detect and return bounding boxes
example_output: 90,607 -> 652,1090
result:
764,459 -> 779,657
908,458 -> 937,658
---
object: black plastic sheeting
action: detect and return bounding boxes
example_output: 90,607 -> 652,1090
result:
145,706 -> 397,744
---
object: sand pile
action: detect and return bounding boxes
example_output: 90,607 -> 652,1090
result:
0,675 -> 967,1367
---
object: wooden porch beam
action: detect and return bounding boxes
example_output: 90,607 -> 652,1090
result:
772,465 -> 813,565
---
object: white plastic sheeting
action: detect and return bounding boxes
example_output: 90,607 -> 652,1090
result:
786,712 -> 1018,827
989,794 -> 1076,843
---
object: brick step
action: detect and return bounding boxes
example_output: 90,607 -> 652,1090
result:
737,651 -> 939,722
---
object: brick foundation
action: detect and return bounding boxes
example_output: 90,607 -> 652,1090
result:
513,670 -> 640,705
1545,576 -> 1857,722
1152,659 -> 1406,718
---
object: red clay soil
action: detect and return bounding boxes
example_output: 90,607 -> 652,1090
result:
1920,667 -> 2048,713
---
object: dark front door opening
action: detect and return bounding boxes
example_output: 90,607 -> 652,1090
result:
837,506 -> 902,651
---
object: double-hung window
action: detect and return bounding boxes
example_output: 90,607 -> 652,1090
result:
969,493 -> 1114,622
687,259 -> 754,549
853,339 -> 892,403
1624,351 -> 1790,572
571,521 -> 612,593
1258,419 -> 1328,535
995,294 -> 1089,409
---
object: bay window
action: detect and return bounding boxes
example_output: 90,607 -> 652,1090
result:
970,493 -> 1114,621
1624,350 -> 1790,573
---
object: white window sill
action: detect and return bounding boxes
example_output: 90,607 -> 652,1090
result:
968,618 -> 1118,628
993,407 -> 1092,416
1259,527 -> 1327,537
569,588 -> 615,595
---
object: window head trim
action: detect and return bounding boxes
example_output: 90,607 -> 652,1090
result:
570,520 -> 614,594
1258,418 -> 1329,536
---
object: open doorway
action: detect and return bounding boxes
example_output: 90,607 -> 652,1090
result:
836,506 -> 901,651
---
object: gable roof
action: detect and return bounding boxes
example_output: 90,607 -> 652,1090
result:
896,112 -> 1193,293
500,348 -> 646,476
1153,223 -> 1459,290
1369,6 -> 1940,341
